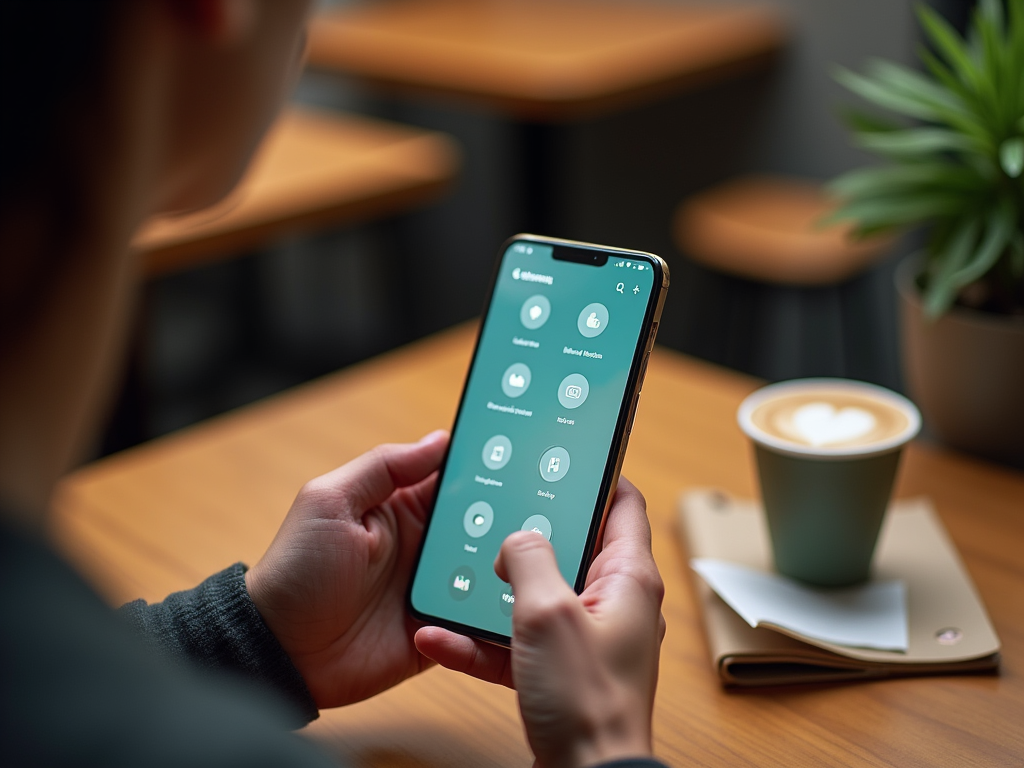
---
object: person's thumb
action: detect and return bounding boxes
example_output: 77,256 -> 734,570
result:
301,430 -> 448,513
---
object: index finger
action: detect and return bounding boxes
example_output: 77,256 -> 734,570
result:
494,531 -> 577,612
584,476 -> 662,597
600,476 -> 653,558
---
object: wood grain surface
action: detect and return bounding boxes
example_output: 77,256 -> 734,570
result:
307,0 -> 785,120
52,324 -> 1024,767
674,176 -> 892,286
134,108 -> 459,277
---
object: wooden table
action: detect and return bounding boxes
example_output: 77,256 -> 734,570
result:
52,325 -> 1024,767
307,0 -> 784,233
135,108 -> 460,278
307,0 -> 785,121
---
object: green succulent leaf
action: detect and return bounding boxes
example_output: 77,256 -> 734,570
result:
924,217 -> 980,316
829,164 -> 985,204
866,59 -> 970,115
828,192 -> 966,233
917,5 -> 981,89
838,107 -> 903,134
854,127 -> 982,156
948,198 -> 1017,287
833,67 -> 948,122
918,46 -> 976,104
980,0 -> 1006,33
999,137 -> 1024,176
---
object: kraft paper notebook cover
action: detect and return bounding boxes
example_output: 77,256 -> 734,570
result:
678,489 -> 1001,687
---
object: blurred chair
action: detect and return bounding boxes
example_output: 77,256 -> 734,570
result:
673,175 -> 892,381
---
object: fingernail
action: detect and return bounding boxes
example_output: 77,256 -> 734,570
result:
419,429 -> 448,445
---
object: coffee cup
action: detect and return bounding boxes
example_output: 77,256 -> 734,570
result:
738,379 -> 921,587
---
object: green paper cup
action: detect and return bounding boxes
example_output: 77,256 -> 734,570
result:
738,379 -> 921,587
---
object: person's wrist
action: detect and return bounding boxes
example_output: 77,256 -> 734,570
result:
244,564 -> 286,651
558,700 -> 653,768
243,565 -> 268,619
573,730 -> 653,768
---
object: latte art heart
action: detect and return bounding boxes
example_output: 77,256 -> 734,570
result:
791,402 -> 876,447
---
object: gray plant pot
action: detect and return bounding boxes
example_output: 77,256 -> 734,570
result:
896,257 -> 1024,467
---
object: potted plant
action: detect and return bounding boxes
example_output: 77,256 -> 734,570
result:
829,0 -> 1024,467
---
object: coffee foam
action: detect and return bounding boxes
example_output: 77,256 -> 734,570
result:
739,380 -> 920,458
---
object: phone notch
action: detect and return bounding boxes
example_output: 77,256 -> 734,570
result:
551,244 -> 608,267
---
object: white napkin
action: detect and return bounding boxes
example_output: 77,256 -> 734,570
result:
691,558 -> 908,652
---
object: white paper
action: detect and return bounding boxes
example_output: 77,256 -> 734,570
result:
691,558 -> 908,652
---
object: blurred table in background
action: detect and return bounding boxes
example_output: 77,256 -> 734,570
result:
307,0 -> 785,120
307,0 -> 784,233
135,108 -> 460,278
53,324 -> 1024,767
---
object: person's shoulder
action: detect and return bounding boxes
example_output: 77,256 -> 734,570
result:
0,520 -> 335,768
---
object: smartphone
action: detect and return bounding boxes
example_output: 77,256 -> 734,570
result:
408,234 -> 669,645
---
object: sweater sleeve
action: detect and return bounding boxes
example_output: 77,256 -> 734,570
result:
118,563 -> 318,727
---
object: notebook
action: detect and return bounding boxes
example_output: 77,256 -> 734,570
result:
678,488 -> 1001,686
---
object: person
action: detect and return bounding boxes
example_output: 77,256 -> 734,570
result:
0,2 -> 668,766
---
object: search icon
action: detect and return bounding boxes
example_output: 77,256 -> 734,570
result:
616,282 -> 624,294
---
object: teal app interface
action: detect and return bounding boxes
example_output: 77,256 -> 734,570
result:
410,240 -> 656,638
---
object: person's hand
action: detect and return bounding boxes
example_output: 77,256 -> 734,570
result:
415,478 -> 666,768
245,430 -> 448,709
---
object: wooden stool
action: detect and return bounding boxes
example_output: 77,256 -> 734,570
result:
671,175 -> 893,381
674,175 -> 888,286
135,107 -> 460,277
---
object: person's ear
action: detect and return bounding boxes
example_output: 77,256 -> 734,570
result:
168,0 -> 255,44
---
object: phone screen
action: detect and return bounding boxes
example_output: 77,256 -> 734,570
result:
409,236 -> 664,642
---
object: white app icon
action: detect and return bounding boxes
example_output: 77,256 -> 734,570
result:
539,447 -> 571,482
501,363 -> 531,398
453,575 -> 471,592
520,294 -> 550,330
558,373 -> 590,409
578,303 -> 608,338
482,435 -> 512,470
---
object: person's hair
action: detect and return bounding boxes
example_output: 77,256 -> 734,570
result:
0,1 -> 120,339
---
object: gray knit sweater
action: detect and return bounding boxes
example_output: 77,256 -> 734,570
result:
1,518 -> 668,768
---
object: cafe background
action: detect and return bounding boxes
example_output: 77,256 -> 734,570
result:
104,0 -> 976,458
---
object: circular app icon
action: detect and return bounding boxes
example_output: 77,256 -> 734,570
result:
538,446 -> 570,483
498,584 -> 516,617
481,434 -> 512,470
557,373 -> 590,409
448,566 -> 476,600
521,514 -> 552,540
520,294 -> 551,330
463,501 -> 494,538
501,362 -> 532,398
577,302 -> 609,338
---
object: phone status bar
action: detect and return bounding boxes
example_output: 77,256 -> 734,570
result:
613,260 -> 646,271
